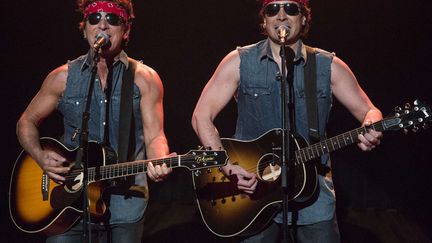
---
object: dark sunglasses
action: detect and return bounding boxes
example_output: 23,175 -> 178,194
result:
265,3 -> 300,17
87,12 -> 123,26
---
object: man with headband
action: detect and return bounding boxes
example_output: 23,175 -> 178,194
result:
192,0 -> 383,242
16,0 -> 172,242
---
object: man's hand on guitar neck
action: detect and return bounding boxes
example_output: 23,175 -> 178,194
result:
357,129 -> 383,151
222,163 -> 258,194
357,118 -> 384,151
146,152 -> 175,182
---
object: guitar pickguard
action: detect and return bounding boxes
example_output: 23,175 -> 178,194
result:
64,172 -> 84,193
258,153 -> 281,182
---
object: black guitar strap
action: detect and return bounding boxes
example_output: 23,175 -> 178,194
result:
118,58 -> 137,170
304,47 -> 332,177
304,46 -> 320,143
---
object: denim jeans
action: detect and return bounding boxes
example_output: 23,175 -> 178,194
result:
46,217 -> 144,243
239,217 -> 340,243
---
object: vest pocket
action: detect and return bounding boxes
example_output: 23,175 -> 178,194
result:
242,86 -> 273,121
58,96 -> 84,128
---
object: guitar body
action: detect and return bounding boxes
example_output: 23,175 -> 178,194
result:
193,129 -> 318,237
9,137 -> 113,235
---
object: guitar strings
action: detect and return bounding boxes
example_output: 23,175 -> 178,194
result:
62,154 -> 202,181
230,124 -> 383,177
61,124 -> 372,182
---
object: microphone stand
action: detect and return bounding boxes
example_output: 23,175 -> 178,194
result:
75,47 -> 101,243
278,41 -> 296,243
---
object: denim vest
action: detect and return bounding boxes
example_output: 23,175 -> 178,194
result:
57,51 -> 147,224
236,39 -> 336,224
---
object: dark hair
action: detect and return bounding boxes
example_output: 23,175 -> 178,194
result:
258,1 -> 312,39
77,0 -> 135,31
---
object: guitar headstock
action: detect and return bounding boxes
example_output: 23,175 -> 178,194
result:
182,149 -> 228,171
383,100 -> 431,132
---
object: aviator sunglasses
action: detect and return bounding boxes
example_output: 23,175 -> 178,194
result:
87,12 -> 123,26
265,3 -> 300,17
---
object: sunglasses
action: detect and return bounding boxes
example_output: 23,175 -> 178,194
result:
264,3 -> 300,17
87,12 -> 123,26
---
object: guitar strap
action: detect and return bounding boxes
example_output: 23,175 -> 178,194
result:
304,46 -> 331,176
304,46 -> 320,143
117,58 -> 137,184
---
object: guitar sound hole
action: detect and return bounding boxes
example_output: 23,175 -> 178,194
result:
258,153 -> 281,182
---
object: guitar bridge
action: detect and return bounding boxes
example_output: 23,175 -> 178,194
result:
41,173 -> 49,201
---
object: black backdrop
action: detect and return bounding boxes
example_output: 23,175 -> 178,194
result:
1,1 -> 431,242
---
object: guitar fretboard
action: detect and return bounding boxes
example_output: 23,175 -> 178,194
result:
87,156 -> 184,182
294,120 -> 386,165
62,148 -> 226,183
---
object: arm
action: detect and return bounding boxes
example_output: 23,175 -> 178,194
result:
331,56 -> 383,151
192,50 -> 240,149
192,50 -> 257,194
134,63 -> 171,182
16,65 -> 69,181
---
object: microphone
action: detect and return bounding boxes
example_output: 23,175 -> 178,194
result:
276,25 -> 290,43
93,33 -> 110,50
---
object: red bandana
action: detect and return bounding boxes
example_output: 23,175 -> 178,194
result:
262,0 -> 309,6
84,1 -> 129,22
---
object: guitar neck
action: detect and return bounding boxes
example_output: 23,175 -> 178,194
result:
295,119 -> 389,165
87,156 -> 184,182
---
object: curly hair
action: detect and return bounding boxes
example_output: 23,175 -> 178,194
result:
77,0 -> 135,31
258,1 -> 312,39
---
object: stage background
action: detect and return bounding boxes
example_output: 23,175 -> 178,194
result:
1,0 -> 431,242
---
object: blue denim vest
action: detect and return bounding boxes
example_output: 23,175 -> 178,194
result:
236,39 -> 336,224
57,51 -> 147,224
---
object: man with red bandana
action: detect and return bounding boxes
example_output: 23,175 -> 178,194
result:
16,0 -> 171,242
192,0 -> 383,242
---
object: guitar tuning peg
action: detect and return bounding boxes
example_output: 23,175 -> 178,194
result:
394,106 -> 402,112
411,126 -> 419,133
404,103 -> 411,109
413,99 -> 420,106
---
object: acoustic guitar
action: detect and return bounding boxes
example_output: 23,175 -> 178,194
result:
9,138 -> 228,236
192,100 -> 431,237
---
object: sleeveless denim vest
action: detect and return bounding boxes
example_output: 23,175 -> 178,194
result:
57,51 -> 147,224
237,39 -> 336,224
